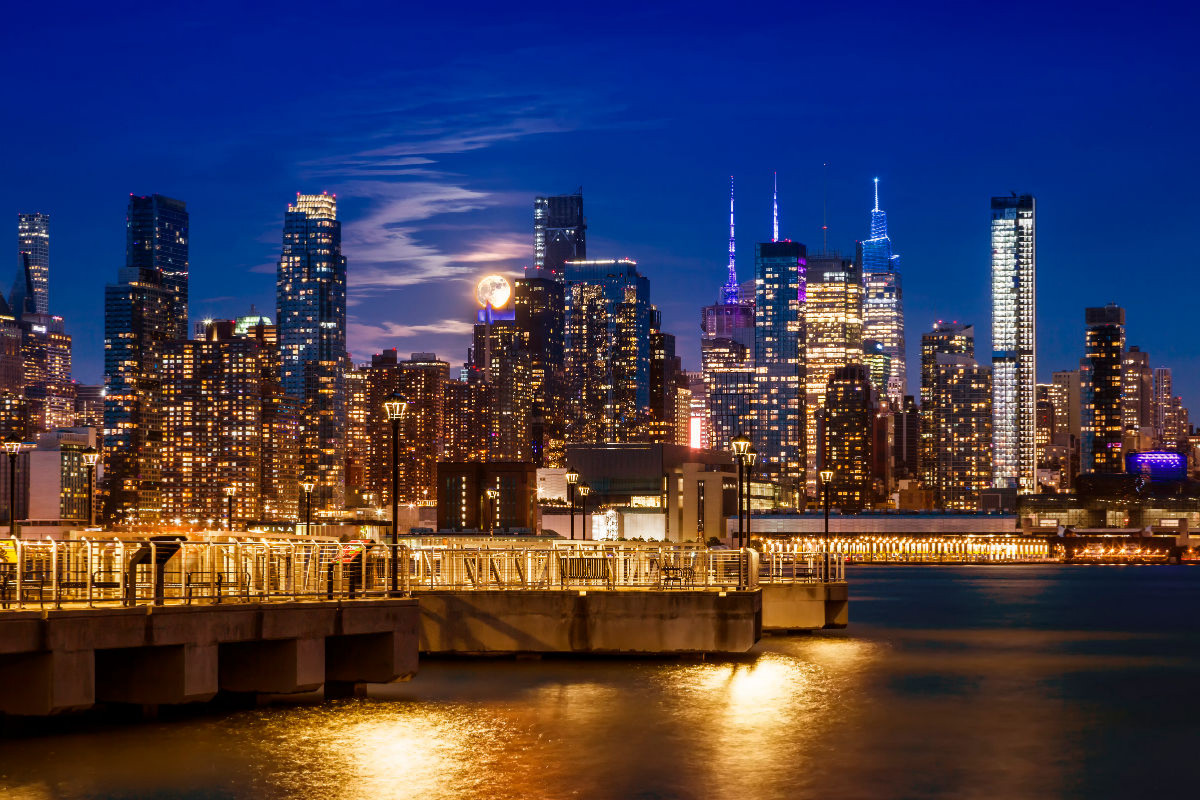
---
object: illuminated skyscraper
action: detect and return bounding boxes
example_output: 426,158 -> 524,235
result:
1080,305 -> 1125,474
929,353 -> 992,510
563,259 -> 651,444
15,212 -> 50,315
1121,346 -> 1153,452
21,313 -> 74,433
649,312 -> 686,445
754,240 -> 806,490
804,251 -> 862,493
821,363 -> 874,511
277,193 -> 347,511
702,179 -> 756,453
920,321 -> 975,490
515,268 -> 564,465
534,191 -> 586,279
1153,368 -> 1188,452
126,195 -> 189,340
471,303 -> 531,460
860,179 -> 906,403
990,194 -> 1037,492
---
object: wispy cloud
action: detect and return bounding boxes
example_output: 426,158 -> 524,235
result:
348,318 -> 476,356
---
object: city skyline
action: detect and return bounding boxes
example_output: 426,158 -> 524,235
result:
3,3 -> 1197,412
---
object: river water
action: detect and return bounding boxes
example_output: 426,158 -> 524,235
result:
2,566 -> 1197,799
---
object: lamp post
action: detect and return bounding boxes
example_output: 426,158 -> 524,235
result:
300,480 -> 315,536
486,487 -> 499,536
565,467 -> 579,540
820,469 -> 834,581
744,447 -> 758,550
5,442 -> 24,539
82,447 -> 99,528
384,396 -> 408,596
731,433 -> 751,548
224,485 -> 236,531
577,483 -> 590,540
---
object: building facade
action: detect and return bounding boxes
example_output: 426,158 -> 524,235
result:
821,364 -> 874,511
15,212 -> 50,315
929,354 -> 993,510
860,179 -> 906,403
990,194 -> 1037,492
1080,304 -> 1125,473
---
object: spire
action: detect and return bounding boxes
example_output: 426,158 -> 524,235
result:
873,176 -> 880,212
772,172 -> 779,243
722,176 -> 739,304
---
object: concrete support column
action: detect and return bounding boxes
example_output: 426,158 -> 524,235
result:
0,649 -> 95,715
218,638 -> 325,694
95,644 -> 218,705
326,631 -> 416,684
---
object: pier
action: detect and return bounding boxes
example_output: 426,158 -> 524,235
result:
0,537 -> 848,717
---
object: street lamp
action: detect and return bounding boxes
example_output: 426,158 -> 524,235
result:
5,442 -> 24,539
82,447 -> 99,528
744,447 -> 758,550
565,467 -> 580,540
486,487 -> 499,536
731,433 -> 751,548
820,468 -> 835,581
384,396 -> 408,596
300,479 -> 315,536
577,483 -> 591,540
224,485 -> 236,531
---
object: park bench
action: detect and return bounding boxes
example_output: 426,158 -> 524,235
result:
558,554 -> 613,589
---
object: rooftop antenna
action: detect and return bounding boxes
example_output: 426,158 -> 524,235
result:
873,176 -> 880,212
722,176 -> 739,304
822,162 -> 829,253
772,172 -> 779,243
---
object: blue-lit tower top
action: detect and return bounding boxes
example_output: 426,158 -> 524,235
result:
862,177 -> 899,273
721,176 -> 739,305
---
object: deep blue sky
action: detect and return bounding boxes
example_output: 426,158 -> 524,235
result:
3,2 -> 1198,408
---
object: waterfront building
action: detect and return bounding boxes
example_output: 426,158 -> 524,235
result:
990,194 -> 1037,492
754,240 -> 806,491
860,179 -> 906,403
919,321 -> 973,489
103,196 -> 184,523
563,259 -> 652,444
471,300 -> 531,460
534,191 -> 586,279
514,268 -> 565,465
1122,346 -> 1154,453
443,372 -> 491,462
929,353 -> 993,510
822,363 -> 874,511
1152,367 -> 1188,452
1080,305 -> 1125,474
649,312 -> 686,445
126,195 -> 189,341
15,212 -> 50,314
276,192 -> 347,512
804,251 -> 862,494
21,313 -> 73,434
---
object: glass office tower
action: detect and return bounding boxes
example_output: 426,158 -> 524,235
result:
15,212 -> 50,314
860,179 -> 906,403
127,195 -> 189,340
754,240 -> 806,493
990,195 -> 1037,492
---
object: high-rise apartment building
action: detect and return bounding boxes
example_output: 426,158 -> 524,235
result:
860,179 -> 906,403
804,251 -> 863,492
514,269 -> 565,465
754,240 -> 806,490
990,194 -> 1037,492
21,313 -> 73,433
649,312 -> 686,445
277,193 -> 347,512
1153,368 -> 1188,452
1122,347 -> 1153,452
471,304 -> 531,460
919,321 -> 975,490
929,353 -> 992,510
16,212 -> 50,315
1080,305 -> 1125,473
126,195 -> 189,340
534,192 -> 586,279
103,195 -> 187,523
563,259 -> 652,444
821,363 -> 874,511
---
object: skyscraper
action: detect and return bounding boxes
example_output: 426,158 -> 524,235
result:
920,321 -> 975,491
861,179 -> 906,403
471,302 -> 531,460
804,251 -> 862,493
821,363 -> 874,511
929,353 -> 993,510
15,212 -> 50,315
990,194 -> 1037,492
1153,368 -> 1188,452
534,192 -> 586,279
277,193 -> 347,511
754,240 -> 806,491
1080,305 -> 1125,473
1122,346 -> 1153,449
126,195 -> 189,340
563,259 -> 652,444
514,268 -> 565,465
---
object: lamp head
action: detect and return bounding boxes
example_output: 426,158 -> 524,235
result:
820,469 -> 834,484
731,432 -> 751,457
4,441 -> 23,456
486,488 -> 499,499
565,467 -> 579,486
300,480 -> 315,493
746,447 -> 758,467
224,485 -> 236,497
384,396 -> 408,421
577,483 -> 591,497
82,447 -> 100,467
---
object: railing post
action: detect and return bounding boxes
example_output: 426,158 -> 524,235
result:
51,541 -> 60,609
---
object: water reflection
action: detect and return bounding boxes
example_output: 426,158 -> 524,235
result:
0,566 -> 1196,799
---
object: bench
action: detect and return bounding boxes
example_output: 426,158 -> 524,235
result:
558,555 -> 613,589
650,557 -> 695,589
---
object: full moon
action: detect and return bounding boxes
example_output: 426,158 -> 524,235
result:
476,274 -> 511,309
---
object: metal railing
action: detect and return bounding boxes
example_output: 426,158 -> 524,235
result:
0,539 -> 845,611
758,551 -> 845,583
406,545 -> 757,591
0,538 -> 402,610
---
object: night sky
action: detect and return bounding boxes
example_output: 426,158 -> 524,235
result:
3,2 -> 1197,407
